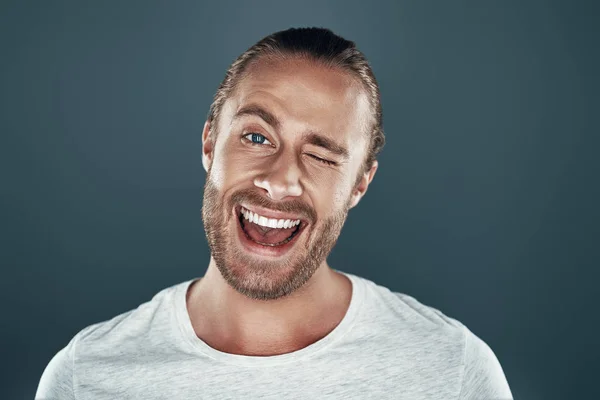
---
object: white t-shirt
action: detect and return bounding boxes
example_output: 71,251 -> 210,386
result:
36,270 -> 513,399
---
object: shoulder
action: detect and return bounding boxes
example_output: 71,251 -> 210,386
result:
458,326 -> 513,399
75,280 -> 189,354
35,280 -> 190,399
354,274 -> 512,398
389,290 -> 513,398
355,273 -> 465,334
350,273 -> 469,371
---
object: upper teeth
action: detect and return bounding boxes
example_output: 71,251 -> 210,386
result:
241,207 -> 301,229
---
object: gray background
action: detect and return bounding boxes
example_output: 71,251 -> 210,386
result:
1,0 -> 598,399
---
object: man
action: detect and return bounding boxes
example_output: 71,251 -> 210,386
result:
36,27 -> 513,399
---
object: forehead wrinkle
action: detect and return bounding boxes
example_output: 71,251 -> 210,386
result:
243,57 -> 359,106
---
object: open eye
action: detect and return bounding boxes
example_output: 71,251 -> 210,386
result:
243,132 -> 273,146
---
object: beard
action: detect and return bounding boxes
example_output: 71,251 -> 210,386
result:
201,172 -> 351,301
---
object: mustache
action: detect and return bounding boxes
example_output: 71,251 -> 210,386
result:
228,188 -> 316,224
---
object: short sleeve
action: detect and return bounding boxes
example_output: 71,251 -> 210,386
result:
35,335 -> 77,400
457,327 -> 513,400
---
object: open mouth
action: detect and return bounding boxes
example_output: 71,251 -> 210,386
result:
235,205 -> 307,249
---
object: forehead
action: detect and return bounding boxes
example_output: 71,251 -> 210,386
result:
222,57 -> 371,154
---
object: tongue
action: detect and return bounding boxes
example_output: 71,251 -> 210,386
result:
243,219 -> 297,245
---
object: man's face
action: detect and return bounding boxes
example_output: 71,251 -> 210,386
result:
201,56 -> 375,301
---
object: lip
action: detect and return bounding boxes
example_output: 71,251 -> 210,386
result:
232,204 -> 308,258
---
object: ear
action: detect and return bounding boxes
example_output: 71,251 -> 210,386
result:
201,120 -> 213,173
348,160 -> 378,209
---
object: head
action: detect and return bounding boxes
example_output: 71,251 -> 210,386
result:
201,27 -> 385,301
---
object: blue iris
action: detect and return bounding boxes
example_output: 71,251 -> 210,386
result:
251,133 -> 266,144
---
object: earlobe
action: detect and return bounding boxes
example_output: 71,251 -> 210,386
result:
348,160 -> 379,210
348,178 -> 367,209
348,192 -> 361,209
201,120 -> 213,173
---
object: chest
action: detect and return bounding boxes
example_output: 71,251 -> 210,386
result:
75,353 -> 462,400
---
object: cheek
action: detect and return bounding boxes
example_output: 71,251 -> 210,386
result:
333,185 -> 352,209
212,143 -> 259,187
312,183 -> 351,219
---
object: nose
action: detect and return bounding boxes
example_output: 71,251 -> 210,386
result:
254,155 -> 303,201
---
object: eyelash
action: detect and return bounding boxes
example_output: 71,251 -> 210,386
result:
242,132 -> 337,166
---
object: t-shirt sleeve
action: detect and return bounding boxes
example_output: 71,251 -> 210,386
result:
35,334 -> 77,400
457,327 -> 513,400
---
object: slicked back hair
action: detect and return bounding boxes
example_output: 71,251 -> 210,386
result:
207,27 -> 385,184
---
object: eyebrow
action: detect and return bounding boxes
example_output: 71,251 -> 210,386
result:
233,103 -> 350,160
233,104 -> 281,131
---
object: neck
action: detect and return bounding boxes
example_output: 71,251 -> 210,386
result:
186,257 -> 352,356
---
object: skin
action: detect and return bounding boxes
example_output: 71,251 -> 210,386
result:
187,56 -> 378,356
